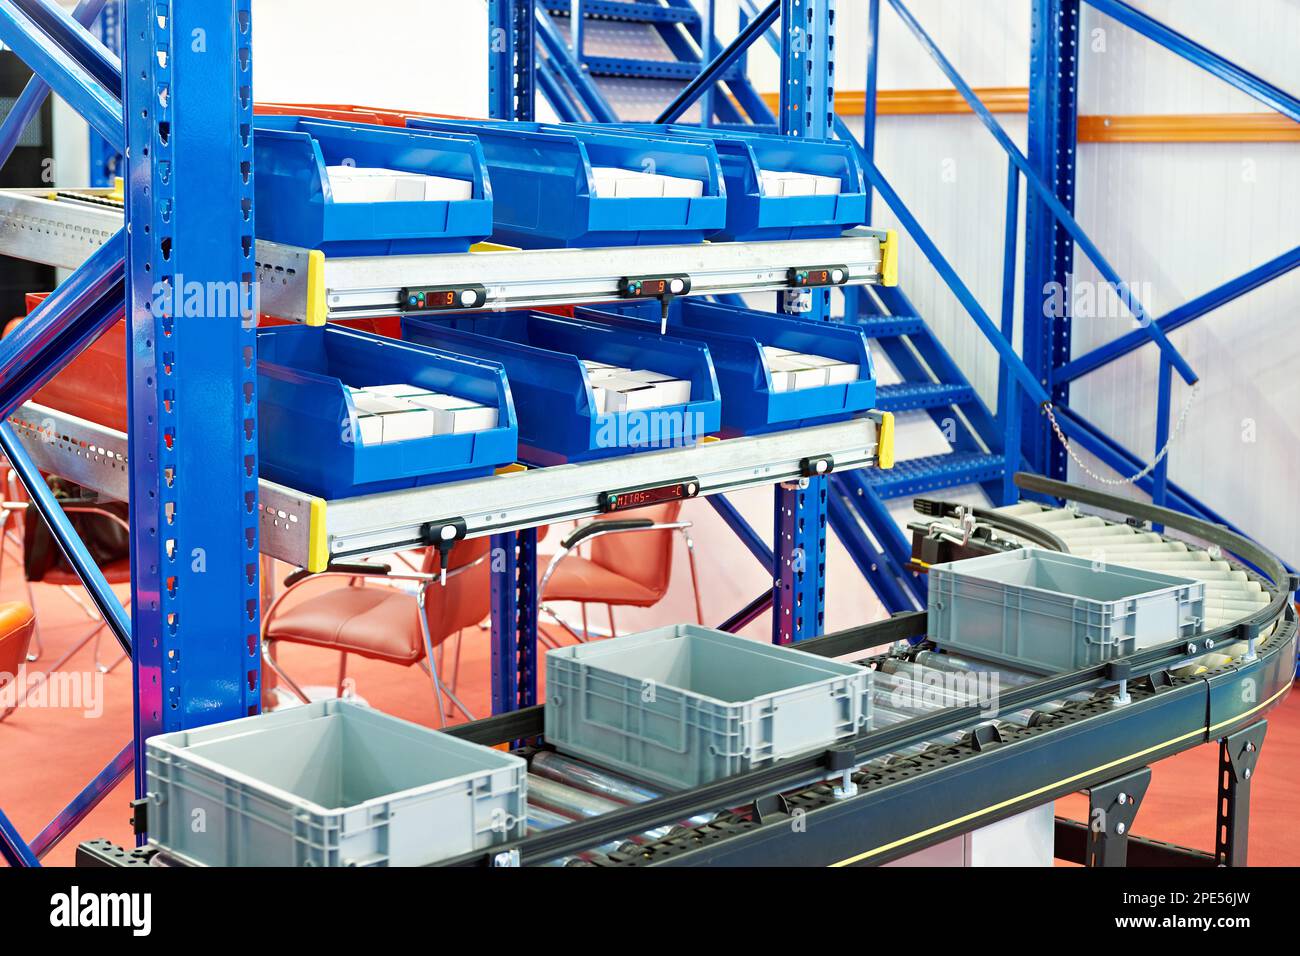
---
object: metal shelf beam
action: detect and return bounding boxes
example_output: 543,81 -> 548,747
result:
0,190 -> 887,323
10,401 -> 883,573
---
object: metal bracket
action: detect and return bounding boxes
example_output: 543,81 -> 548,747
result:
753,792 -> 792,824
129,796 -> 149,838
968,722 -> 1005,752
1084,766 -> 1151,867
1215,721 -> 1267,867
1137,669 -> 1173,694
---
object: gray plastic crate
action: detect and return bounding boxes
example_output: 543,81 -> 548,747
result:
145,699 -> 526,867
544,624 -> 872,790
926,548 -> 1205,675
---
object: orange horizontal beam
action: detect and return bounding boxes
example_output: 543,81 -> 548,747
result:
759,87 -> 1030,116
1078,113 -> 1300,142
822,89 -> 1300,142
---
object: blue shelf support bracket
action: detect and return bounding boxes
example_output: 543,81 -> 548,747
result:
489,0 -> 535,122
0,0 -> 123,148
490,528 -> 539,713
0,234 -> 132,653
29,741 -> 133,860
1023,0 -> 1081,480
89,0 -> 121,186
0,807 -> 39,867
0,0 -> 108,173
124,0 -> 260,804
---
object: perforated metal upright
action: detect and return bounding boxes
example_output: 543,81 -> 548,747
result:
1022,0 -> 1080,481
487,0 -> 540,711
123,0 -> 261,796
773,0 -> 835,644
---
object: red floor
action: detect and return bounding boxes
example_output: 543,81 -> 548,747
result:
2,573 -> 1297,867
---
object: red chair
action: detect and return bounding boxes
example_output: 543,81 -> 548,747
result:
0,474 -> 130,674
261,537 -> 492,725
0,602 -> 37,722
538,501 -> 702,643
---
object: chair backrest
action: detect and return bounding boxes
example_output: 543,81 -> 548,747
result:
0,602 -> 36,686
589,501 -> 682,599
417,536 -> 492,642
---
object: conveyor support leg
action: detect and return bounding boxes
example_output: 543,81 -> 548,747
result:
1215,721 -> 1266,867
1084,766 -> 1150,867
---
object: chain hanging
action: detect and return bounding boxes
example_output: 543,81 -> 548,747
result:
1042,381 -> 1201,487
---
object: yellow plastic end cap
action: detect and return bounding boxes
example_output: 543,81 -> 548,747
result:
110,176 -> 124,202
306,497 -> 329,574
881,229 -> 899,287
305,250 -> 328,327
877,411 -> 896,470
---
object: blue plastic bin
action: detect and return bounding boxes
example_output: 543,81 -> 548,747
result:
405,119 -> 727,248
257,324 -> 518,499
253,116 -> 493,256
579,299 -> 876,436
589,124 -> 867,241
402,311 -> 721,465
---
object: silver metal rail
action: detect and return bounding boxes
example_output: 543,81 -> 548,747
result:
9,402 -> 883,571
0,190 -> 890,323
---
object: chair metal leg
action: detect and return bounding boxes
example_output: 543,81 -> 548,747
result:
22,575 -> 41,663
539,603 -> 585,645
680,528 -> 704,625
335,652 -> 349,699
580,602 -> 589,642
450,628 -> 464,693
261,638 -> 313,706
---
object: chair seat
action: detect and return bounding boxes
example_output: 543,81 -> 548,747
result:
0,601 -> 36,677
267,585 -> 423,665
41,559 -> 132,586
540,556 -> 662,606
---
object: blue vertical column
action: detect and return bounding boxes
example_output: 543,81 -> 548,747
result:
490,529 -> 539,712
489,0 -> 536,122
773,0 -> 835,644
124,0 -> 260,800
1022,0 -> 1080,481
487,2 -> 539,709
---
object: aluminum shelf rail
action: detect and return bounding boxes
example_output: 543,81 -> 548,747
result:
0,189 -> 890,323
257,231 -> 888,324
9,401 -> 883,572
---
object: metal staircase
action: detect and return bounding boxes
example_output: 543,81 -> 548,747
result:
532,0 -> 1004,611
537,0 -> 774,123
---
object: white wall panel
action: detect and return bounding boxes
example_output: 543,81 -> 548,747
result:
1079,0 -> 1300,114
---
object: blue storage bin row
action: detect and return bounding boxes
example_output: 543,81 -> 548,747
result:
580,300 -> 877,436
402,311 -> 722,466
582,124 -> 869,241
252,116 -> 867,254
405,119 -> 728,249
257,304 -> 873,496
256,325 -> 518,499
253,116 -> 493,256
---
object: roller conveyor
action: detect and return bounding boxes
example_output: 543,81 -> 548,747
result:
419,476 -> 1293,867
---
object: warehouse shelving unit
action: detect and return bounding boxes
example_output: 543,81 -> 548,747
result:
0,0 -> 1294,868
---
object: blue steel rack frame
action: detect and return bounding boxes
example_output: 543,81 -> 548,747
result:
0,0 -> 1295,866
